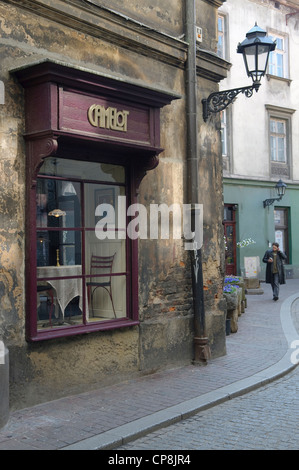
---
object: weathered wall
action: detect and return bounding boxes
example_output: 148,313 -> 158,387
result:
89,0 -> 184,37
198,109 -> 227,357
196,1 -> 227,357
0,0 -> 227,410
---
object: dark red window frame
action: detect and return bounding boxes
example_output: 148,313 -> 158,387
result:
33,152 -> 138,341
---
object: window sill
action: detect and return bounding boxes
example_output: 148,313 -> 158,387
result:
27,318 -> 139,342
266,74 -> 292,86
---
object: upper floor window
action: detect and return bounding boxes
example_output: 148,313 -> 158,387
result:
221,109 -> 231,174
270,118 -> 287,163
268,33 -> 288,79
266,104 -> 295,179
221,110 -> 227,157
217,15 -> 227,59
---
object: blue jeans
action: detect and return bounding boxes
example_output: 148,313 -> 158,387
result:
271,273 -> 279,299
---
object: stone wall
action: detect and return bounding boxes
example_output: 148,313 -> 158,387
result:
0,0 -> 228,410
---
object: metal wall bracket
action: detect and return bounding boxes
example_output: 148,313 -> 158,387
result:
263,196 -> 282,208
202,83 -> 260,122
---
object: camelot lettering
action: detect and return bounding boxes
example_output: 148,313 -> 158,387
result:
88,104 -> 129,132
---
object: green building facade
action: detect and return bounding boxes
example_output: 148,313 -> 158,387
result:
224,178 -> 299,280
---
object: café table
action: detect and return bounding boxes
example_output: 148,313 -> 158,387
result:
37,265 -> 88,320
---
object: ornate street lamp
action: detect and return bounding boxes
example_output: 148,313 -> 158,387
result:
263,179 -> 287,208
202,23 -> 276,122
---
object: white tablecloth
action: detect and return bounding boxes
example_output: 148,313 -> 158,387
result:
37,265 -> 87,317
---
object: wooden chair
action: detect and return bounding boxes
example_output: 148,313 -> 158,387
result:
86,254 -> 116,318
37,284 -> 54,326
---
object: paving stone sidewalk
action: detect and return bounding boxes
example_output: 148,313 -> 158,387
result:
0,280 -> 298,450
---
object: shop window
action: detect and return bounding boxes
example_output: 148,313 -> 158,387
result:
36,158 -> 129,332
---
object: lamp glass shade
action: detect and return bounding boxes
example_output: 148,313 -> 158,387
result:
275,179 -> 287,198
237,24 -> 276,84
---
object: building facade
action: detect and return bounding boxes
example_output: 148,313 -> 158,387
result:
218,0 -> 299,279
0,0 -> 228,410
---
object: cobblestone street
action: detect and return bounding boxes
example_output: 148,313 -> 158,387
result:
118,366 -> 299,450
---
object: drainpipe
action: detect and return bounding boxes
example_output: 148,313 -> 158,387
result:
185,0 -> 211,364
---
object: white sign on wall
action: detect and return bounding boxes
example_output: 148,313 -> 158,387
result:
244,256 -> 260,278
275,230 -> 284,252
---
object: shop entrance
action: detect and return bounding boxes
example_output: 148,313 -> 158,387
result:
224,204 -> 237,275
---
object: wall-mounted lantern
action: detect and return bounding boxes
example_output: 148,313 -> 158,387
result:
202,24 -> 276,122
263,179 -> 287,208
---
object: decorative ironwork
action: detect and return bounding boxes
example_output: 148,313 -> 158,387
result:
263,196 -> 283,208
202,83 -> 260,122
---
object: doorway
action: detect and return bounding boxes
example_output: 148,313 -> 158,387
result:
224,204 -> 237,275
274,207 -> 289,263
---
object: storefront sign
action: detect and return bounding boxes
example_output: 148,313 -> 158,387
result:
58,87 -> 150,144
88,105 -> 129,132
14,61 -> 174,150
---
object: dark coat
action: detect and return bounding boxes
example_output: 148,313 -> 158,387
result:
262,249 -> 287,285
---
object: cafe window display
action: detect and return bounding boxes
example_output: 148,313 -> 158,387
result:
36,158 -> 128,331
